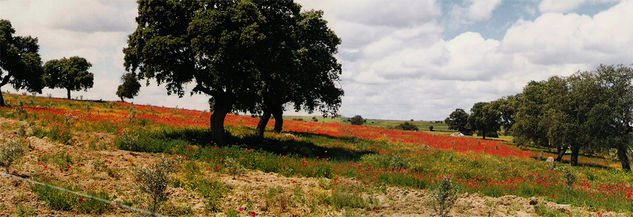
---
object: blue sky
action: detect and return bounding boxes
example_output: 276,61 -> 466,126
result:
1,0 -> 632,120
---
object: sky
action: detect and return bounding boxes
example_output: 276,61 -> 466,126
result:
1,0 -> 632,120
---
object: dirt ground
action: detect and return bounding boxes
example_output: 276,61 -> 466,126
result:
0,117 -> 624,216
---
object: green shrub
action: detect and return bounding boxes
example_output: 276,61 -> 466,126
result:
433,177 -> 459,217
33,185 -> 113,214
224,157 -> 246,175
195,179 -> 231,212
136,158 -> 176,212
349,115 -> 365,125
394,122 -> 418,131
0,139 -> 28,173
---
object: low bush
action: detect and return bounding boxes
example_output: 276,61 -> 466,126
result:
33,185 -> 113,214
136,158 -> 176,212
393,122 -> 418,131
0,139 -> 28,173
433,177 -> 459,217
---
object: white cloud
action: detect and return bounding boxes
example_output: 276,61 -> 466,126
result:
449,0 -> 503,26
2,0 -> 632,121
539,0 -> 620,13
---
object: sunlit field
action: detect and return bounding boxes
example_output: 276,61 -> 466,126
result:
1,93 -> 631,216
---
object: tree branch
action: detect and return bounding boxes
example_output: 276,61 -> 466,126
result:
0,75 -> 10,87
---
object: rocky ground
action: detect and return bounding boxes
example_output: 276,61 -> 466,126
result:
0,117 -> 622,216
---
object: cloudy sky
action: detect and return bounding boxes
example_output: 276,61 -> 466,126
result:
1,0 -> 632,120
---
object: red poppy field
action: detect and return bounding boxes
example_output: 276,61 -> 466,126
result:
1,93 -> 632,216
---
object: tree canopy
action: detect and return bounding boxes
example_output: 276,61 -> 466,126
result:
116,73 -> 141,102
0,19 -> 44,106
445,108 -> 470,135
123,0 -> 341,145
486,64 -> 633,170
255,9 -> 343,137
467,102 -> 500,139
43,56 -> 94,99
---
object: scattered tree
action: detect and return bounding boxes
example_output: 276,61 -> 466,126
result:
0,19 -> 44,106
468,102 -> 500,139
116,73 -> 141,102
394,122 -> 418,131
349,115 -> 366,125
254,9 -> 343,137
125,0 -> 339,145
43,56 -> 93,99
445,108 -> 470,135
429,125 -> 434,131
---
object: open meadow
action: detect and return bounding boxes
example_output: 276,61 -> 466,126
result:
0,93 -> 631,216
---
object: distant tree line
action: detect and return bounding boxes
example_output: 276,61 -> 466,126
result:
446,65 -> 633,171
0,19 -> 95,106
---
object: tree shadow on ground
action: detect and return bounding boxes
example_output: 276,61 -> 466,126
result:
530,155 -> 611,169
159,128 -> 375,162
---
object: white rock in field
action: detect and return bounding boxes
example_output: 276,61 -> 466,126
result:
546,157 -> 555,164
451,132 -> 465,137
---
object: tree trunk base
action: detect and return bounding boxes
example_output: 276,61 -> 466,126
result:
556,146 -> 568,162
272,106 -> 283,133
210,96 -> 232,146
256,111 -> 271,138
570,145 -> 580,166
0,88 -> 5,107
617,143 -> 631,171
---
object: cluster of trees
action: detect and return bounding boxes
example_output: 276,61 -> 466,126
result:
447,65 -> 633,171
1,19 -> 95,105
123,0 -> 343,145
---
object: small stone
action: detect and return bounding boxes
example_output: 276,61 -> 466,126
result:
529,199 -> 538,205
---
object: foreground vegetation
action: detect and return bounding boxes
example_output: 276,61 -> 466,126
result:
0,93 -> 631,216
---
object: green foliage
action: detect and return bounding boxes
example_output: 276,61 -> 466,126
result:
0,139 -> 27,173
224,157 -> 246,175
324,184 -> 378,210
33,185 -> 113,214
393,122 -> 418,131
468,102 -> 500,139
0,19 -> 44,107
361,154 -> 410,171
445,108 -> 470,134
349,115 -> 366,125
510,65 -> 633,169
173,170 -> 231,212
433,177 -> 459,217
12,204 -> 36,217
136,158 -> 176,212
116,73 -> 141,102
43,56 -> 93,99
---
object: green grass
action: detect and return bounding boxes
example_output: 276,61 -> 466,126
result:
32,185 -> 114,214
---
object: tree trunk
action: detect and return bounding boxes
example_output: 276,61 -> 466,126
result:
120,97 -> 125,102
66,88 -> 71,100
210,96 -> 232,146
570,144 -> 580,166
482,130 -> 486,140
0,87 -> 5,107
255,110 -> 271,138
555,146 -> 568,162
616,143 -> 631,171
272,105 -> 283,133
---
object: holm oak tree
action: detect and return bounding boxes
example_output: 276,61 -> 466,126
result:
0,19 -> 44,106
43,56 -> 94,99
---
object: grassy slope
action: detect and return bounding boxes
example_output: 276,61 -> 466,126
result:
1,92 -> 632,215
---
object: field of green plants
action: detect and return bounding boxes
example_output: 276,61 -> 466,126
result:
0,93 -> 631,216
